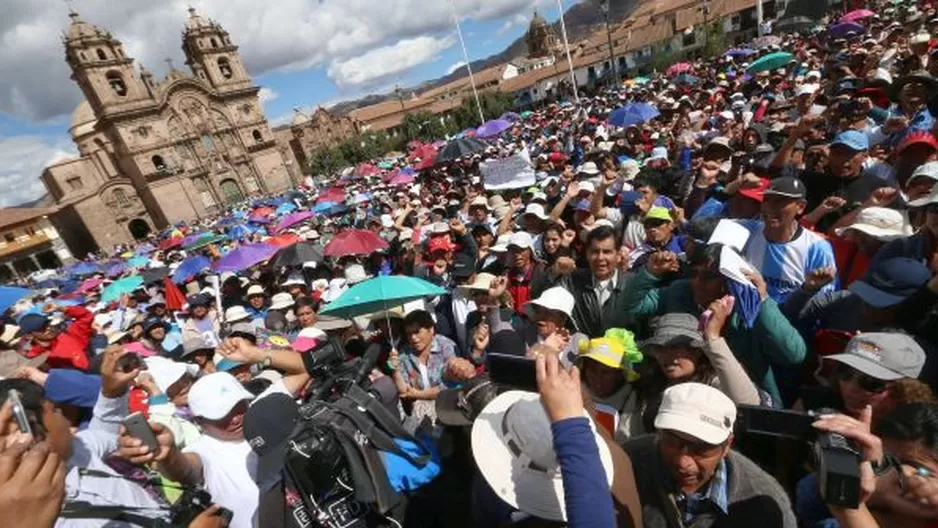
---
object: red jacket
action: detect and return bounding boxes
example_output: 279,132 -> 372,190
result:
25,306 -> 93,371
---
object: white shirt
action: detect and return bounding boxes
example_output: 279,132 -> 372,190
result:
593,270 -> 619,306
184,435 -> 259,528
451,289 -> 476,350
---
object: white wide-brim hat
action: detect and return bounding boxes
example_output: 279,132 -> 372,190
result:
471,391 -> 613,522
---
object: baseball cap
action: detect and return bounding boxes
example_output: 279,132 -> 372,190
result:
244,392 -> 300,484
830,130 -> 869,152
187,371 -> 254,420
834,207 -> 910,240
908,161 -> 938,187
574,199 -> 592,212
17,313 -> 49,335
452,252 -> 476,280
642,313 -> 706,350
143,356 -> 199,394
897,131 -> 938,155
643,206 -> 672,223
524,287 -> 575,319
507,231 -> 535,251
427,237 -> 456,253
737,177 -> 770,202
654,383 -> 737,445
826,333 -> 926,381
848,257 -> 931,308
763,176 -> 807,200
908,182 -> 938,208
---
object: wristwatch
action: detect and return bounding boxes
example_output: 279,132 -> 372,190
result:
260,352 -> 272,369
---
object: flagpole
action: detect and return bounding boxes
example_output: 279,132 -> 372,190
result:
448,0 -> 485,126
555,0 -> 580,104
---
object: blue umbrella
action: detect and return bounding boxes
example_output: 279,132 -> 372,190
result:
608,103 -> 660,128
228,224 -> 256,240
828,22 -> 864,38
313,201 -> 337,214
128,256 -> 149,268
101,276 -> 144,303
0,286 -> 32,313
66,262 -> 101,276
172,255 -> 211,284
275,202 -> 298,215
328,203 -> 348,216
674,74 -> 698,85
104,261 -> 128,277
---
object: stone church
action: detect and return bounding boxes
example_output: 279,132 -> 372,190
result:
42,9 -> 293,255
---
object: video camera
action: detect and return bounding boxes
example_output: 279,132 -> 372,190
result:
736,405 -> 862,508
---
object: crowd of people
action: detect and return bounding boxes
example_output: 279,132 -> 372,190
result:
7,2 -> 938,527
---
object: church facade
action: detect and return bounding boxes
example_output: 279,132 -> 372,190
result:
42,9 -> 293,255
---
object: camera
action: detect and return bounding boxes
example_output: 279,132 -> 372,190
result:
736,405 -> 861,508
302,336 -> 348,377
170,488 -> 233,527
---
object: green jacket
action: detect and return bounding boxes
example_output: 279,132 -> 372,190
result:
623,269 -> 806,404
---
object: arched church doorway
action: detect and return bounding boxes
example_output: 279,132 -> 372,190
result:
219,179 -> 244,204
128,218 -> 151,240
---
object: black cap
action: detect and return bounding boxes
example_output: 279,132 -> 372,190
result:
763,176 -> 807,200
244,392 -> 300,485
452,252 -> 476,279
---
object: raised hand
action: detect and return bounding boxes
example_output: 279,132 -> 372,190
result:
117,422 -> 175,466
100,345 -> 140,398
536,352 -> 583,423
647,251 -> 680,278
803,267 -> 836,293
488,275 -> 508,300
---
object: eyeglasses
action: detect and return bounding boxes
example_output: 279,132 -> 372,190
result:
834,363 -> 891,394
659,430 -> 725,457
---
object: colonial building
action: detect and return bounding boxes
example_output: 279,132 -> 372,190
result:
278,106 -> 361,170
0,207 -> 73,282
525,11 -> 560,59
42,9 -> 292,255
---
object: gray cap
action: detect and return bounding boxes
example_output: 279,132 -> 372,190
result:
182,336 -> 215,358
826,333 -> 925,381
642,313 -> 706,350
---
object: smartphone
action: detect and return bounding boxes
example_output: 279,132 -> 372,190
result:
7,389 -> 33,437
122,412 -> 159,452
487,353 -> 538,393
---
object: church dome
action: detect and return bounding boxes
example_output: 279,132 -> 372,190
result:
64,11 -> 104,43
184,7 -> 211,31
529,11 -> 549,30
69,101 -> 97,139
291,108 -> 311,127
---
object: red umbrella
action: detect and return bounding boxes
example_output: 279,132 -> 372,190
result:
252,206 -> 275,217
356,163 -> 379,177
316,187 -> 346,204
159,236 -> 183,250
323,229 -> 389,257
162,276 -> 186,310
665,62 -> 693,76
266,233 -> 301,247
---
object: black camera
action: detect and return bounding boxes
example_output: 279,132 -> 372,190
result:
736,405 -> 861,508
302,336 -> 348,376
170,488 -> 233,527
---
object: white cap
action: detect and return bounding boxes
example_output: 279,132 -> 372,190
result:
281,273 -> 305,287
522,203 -> 549,220
188,372 -> 254,420
835,207 -> 911,240
245,285 -> 265,297
344,263 -> 372,285
796,83 -> 818,97
323,278 -> 348,303
578,181 -> 596,194
430,221 -> 450,234
143,356 -> 198,395
224,305 -> 252,323
530,191 -> 548,203
269,292 -> 295,311
524,287 -> 575,318
654,383 -> 737,445
805,70 -> 822,80
507,231 -> 535,251
647,146 -> 669,162
470,196 -> 490,210
579,161 -> 600,175
908,161 -> 938,187
491,234 -> 512,253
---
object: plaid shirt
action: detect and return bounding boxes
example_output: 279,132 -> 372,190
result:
677,458 -> 729,524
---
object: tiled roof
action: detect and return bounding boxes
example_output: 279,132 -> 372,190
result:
0,207 -> 58,229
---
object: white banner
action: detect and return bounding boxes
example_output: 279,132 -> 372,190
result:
482,149 -> 536,190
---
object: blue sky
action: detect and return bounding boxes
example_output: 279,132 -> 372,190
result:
0,0 -> 579,206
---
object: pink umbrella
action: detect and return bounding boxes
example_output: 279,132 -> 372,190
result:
841,9 -> 875,23
390,173 -> 415,186
277,211 -> 313,231
76,278 -> 105,294
665,62 -> 693,76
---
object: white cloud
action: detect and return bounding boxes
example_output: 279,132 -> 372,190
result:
497,12 -> 529,35
0,135 -> 77,206
0,0 -> 542,122
327,35 -> 455,88
258,87 -> 278,105
446,61 -> 467,75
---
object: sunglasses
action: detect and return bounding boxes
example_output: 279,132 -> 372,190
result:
834,363 -> 891,394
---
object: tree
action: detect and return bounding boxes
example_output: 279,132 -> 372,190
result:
401,110 -> 445,143
700,21 -> 728,60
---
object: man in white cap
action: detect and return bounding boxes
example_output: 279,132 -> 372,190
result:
625,383 -> 795,526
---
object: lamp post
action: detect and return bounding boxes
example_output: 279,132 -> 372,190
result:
598,0 -> 619,87
556,0 -> 580,104
701,0 -> 711,54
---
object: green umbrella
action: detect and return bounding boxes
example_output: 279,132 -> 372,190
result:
520,110 -> 534,119
185,234 -> 227,251
319,275 -> 446,319
746,52 -> 795,74
101,276 -> 144,302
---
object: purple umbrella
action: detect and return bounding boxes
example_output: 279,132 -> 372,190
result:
390,173 -> 415,186
476,119 -> 512,139
725,48 -> 755,57
104,261 -> 128,278
213,243 -> 278,273
828,22 -> 864,38
277,211 -> 314,231
249,215 -> 270,224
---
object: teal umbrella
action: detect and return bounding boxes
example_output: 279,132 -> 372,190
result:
101,276 -> 144,303
746,52 -> 795,74
127,256 -> 149,268
319,276 -> 446,319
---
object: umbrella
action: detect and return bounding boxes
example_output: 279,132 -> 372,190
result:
101,276 -> 144,303
316,187 -> 346,204
519,110 -> 533,119
313,201 -> 338,214
327,203 -> 348,216
162,277 -> 186,311
775,16 -> 814,33
413,144 -> 438,169
319,276 -> 446,318
356,163 -> 380,177
674,73 -> 698,85
213,243 -> 277,273
841,9 -> 875,23
139,267 -> 170,285
725,48 -> 755,57
75,278 -> 105,294
665,62 -> 692,76
608,103 -> 660,128
277,211 -> 314,231
66,262 -> 101,276
746,51 -> 795,74
435,137 -> 488,164
323,229 -> 389,258
104,261 -> 128,278
751,35 -> 781,49
0,287 -> 32,313
275,202 -> 298,215
266,233 -> 301,248
159,236 -> 183,251
127,256 -> 149,268
500,111 -> 521,122
134,243 -> 156,256
458,128 -> 478,138
185,234 -> 227,251
268,242 -> 324,269
228,224 -> 256,240
476,119 -> 512,139
828,22 -> 864,38
390,173 -> 415,186
248,215 -> 270,224
172,255 -> 211,284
